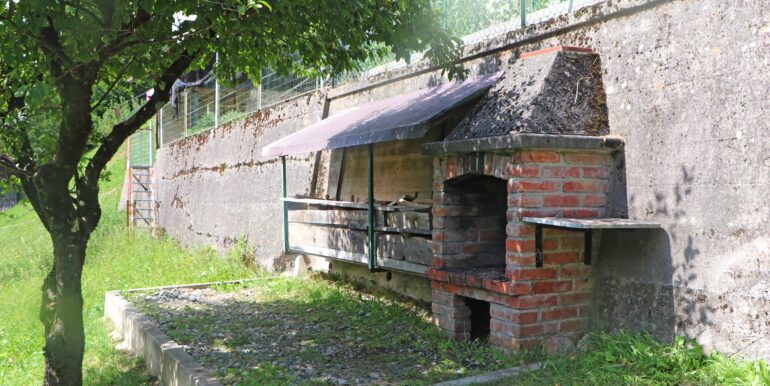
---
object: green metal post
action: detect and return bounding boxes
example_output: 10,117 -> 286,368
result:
520,0 -> 526,27
367,143 -> 376,271
281,155 -> 289,253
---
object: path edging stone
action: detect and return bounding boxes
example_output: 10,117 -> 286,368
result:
104,278 -> 281,386
432,362 -> 542,386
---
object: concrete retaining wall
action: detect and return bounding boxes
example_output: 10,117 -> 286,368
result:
156,0 -> 770,359
156,93 -> 327,271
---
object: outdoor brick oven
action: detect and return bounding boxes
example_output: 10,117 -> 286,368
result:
422,46 -> 649,353
427,147 -> 616,352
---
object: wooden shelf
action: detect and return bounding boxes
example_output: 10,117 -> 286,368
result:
282,197 -> 431,212
289,244 -> 427,276
288,220 -> 432,236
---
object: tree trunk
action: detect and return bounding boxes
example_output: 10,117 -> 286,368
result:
40,230 -> 87,386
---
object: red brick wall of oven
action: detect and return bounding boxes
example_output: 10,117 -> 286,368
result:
428,149 -> 613,352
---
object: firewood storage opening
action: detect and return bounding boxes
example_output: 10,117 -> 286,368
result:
466,297 -> 492,341
443,174 -> 508,272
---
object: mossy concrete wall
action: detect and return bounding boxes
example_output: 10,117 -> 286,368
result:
156,0 -> 770,359
155,93 -> 328,271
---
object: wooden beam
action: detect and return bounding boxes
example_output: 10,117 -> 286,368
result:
283,197 -> 431,212
288,209 -> 431,233
325,149 -> 345,200
289,244 -> 427,276
288,223 -> 432,265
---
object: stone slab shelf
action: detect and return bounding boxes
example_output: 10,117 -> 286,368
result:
522,217 -> 661,229
522,217 -> 661,267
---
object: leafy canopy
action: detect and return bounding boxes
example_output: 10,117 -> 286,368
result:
0,0 -> 461,169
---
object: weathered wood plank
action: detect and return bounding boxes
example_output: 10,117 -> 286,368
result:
283,197 -> 431,212
288,223 -> 433,265
288,209 -> 369,228
376,234 -> 433,265
288,209 -> 431,234
289,244 -> 427,276
338,135 -> 438,203
325,149 -> 345,200
289,223 -> 367,254
384,211 -> 431,230
376,226 -> 431,236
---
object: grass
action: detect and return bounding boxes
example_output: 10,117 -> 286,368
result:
492,332 -> 770,385
127,277 -> 533,385
0,148 -> 263,384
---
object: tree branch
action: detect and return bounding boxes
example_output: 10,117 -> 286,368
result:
0,154 -> 31,177
77,50 -> 198,234
57,0 -> 105,26
90,54 -> 138,112
95,6 -> 151,65
0,79 -> 37,168
88,50 -> 198,177
37,16 -> 74,68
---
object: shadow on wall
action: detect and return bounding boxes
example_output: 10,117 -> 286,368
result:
593,156 -> 713,343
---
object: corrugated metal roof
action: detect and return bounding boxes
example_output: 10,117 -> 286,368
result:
261,72 -> 501,157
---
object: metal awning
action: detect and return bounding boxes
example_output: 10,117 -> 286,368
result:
261,72 -> 501,157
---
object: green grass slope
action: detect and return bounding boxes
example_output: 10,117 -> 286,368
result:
0,149 -> 261,384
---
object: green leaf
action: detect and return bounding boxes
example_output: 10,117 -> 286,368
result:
26,83 -> 54,109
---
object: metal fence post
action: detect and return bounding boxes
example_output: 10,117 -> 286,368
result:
367,143 -> 376,272
257,74 -> 263,111
149,124 -> 154,165
158,108 -> 164,147
183,90 -> 188,138
214,77 -> 220,128
281,155 -> 289,253
214,53 -> 220,128
520,0 -> 526,27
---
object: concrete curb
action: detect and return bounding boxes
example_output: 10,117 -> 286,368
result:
432,362 -> 542,386
104,277 -> 282,386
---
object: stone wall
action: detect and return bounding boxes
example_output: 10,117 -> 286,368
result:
156,0 -> 770,359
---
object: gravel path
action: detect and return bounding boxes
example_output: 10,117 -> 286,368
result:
128,279 -> 509,385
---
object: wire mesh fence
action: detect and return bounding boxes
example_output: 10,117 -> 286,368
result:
158,69 -> 319,146
129,127 -> 154,167
334,0 -> 602,84
0,171 -> 21,212
157,0 -> 605,147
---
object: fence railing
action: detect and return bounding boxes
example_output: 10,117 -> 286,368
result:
152,0 -> 604,149
129,126 -> 154,167
158,70 -> 319,146
0,171 -> 20,212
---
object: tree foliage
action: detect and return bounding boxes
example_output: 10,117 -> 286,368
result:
0,1 -> 461,384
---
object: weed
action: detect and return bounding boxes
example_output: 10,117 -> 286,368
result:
492,332 -> 770,386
